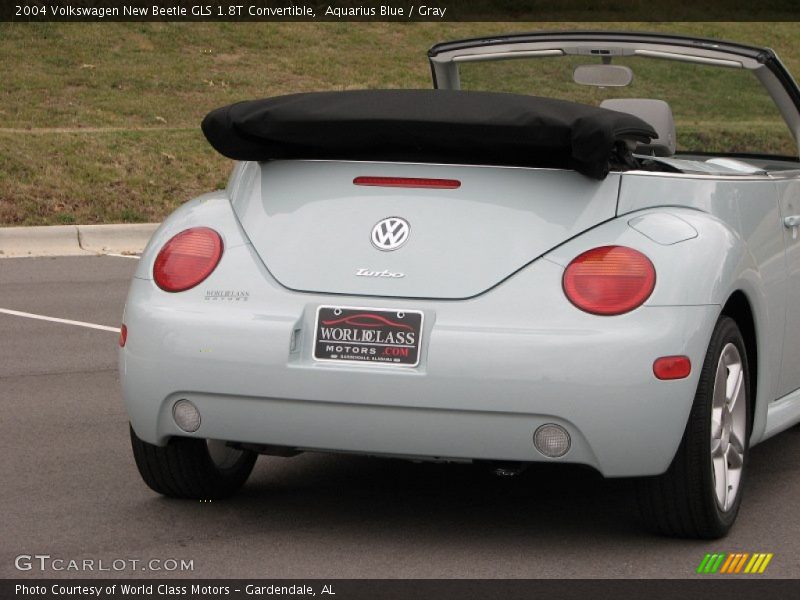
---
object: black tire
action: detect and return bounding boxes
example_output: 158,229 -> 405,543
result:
130,425 -> 257,499
637,316 -> 751,539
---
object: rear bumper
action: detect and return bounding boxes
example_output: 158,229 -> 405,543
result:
121,244 -> 718,477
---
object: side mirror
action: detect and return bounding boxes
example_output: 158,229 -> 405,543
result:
573,64 -> 634,87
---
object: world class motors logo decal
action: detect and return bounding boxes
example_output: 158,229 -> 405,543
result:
696,552 -> 774,574
314,306 -> 423,366
321,312 -> 414,331
371,217 -> 410,251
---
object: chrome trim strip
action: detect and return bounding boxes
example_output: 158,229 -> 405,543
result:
633,49 -> 743,68
452,49 -> 564,63
286,160 -> 800,180
623,170 -> 800,181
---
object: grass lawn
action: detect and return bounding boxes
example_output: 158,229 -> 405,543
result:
1,21 -> 799,225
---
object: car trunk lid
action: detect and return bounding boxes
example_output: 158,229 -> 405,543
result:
232,160 -> 620,299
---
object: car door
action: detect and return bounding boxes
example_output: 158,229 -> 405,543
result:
777,175 -> 800,398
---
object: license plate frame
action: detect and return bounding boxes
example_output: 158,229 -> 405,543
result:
313,305 -> 424,367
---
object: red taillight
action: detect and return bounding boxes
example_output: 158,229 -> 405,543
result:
653,356 -> 692,380
353,176 -> 461,189
119,324 -> 127,348
153,227 -> 223,292
563,246 -> 655,315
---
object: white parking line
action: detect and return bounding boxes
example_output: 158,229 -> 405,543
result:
0,308 -> 120,333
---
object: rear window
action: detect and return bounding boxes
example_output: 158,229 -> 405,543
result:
458,55 -> 797,157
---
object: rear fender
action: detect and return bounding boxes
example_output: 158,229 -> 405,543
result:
546,208 -> 784,444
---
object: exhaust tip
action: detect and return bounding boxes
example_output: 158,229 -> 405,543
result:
492,462 -> 527,477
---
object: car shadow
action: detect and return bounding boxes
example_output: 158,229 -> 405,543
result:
145,425 -> 800,546
225,453 -> 645,541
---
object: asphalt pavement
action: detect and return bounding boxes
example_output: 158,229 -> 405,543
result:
1,256 -> 799,579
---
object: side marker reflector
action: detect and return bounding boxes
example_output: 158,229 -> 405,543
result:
653,356 -> 691,380
119,324 -> 128,348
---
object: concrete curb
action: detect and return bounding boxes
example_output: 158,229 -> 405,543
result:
0,223 -> 159,258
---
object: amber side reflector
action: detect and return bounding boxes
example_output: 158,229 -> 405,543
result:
653,356 -> 691,380
353,176 -> 461,189
119,324 -> 128,348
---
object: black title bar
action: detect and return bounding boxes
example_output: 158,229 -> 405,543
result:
4,579 -> 800,600
2,0 -> 799,22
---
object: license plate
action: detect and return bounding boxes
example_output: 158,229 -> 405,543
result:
314,306 -> 423,367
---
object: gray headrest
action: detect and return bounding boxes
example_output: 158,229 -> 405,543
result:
600,99 -> 676,157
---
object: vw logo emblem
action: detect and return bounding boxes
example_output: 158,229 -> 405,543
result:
371,217 -> 410,251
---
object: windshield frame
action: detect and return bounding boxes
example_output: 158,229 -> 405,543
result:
428,31 -> 800,158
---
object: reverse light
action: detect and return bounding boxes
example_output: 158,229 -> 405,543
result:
119,324 -> 127,348
353,176 -> 461,189
563,246 -> 655,315
153,227 -> 223,292
173,399 -> 201,433
533,424 -> 571,458
653,356 -> 692,380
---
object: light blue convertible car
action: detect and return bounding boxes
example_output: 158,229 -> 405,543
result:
120,32 -> 800,538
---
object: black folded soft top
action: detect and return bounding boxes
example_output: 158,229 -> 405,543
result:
201,89 -> 656,180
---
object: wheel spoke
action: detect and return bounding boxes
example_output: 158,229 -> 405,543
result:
728,365 -> 743,411
729,430 -> 745,456
727,440 -> 744,470
712,454 -> 728,509
713,359 -> 728,410
711,417 -> 723,441
710,435 -> 724,457
725,447 -> 743,511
